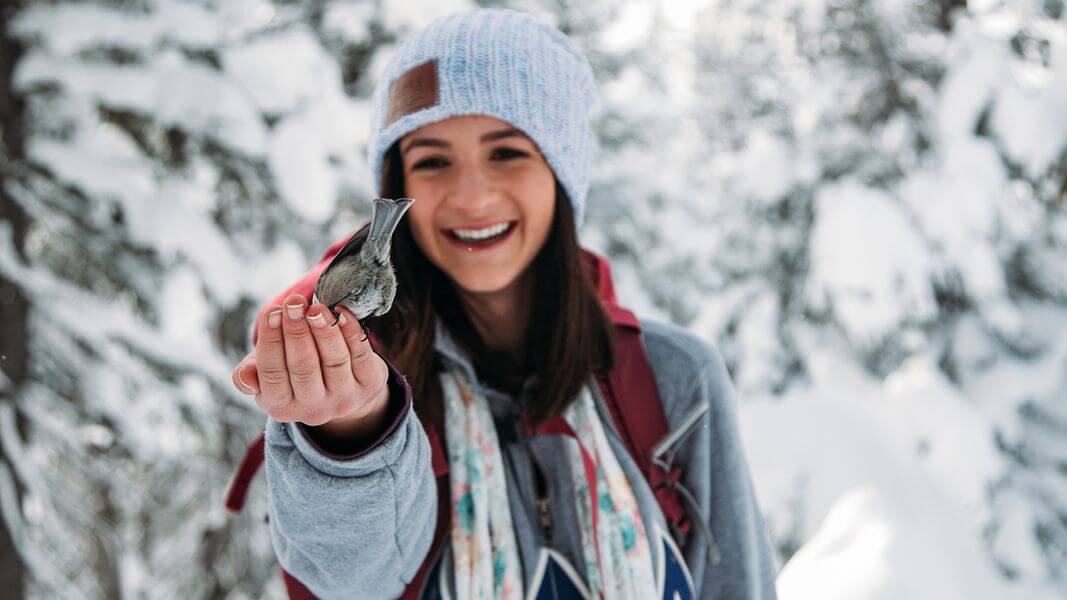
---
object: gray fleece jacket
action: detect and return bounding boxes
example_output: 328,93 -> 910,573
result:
263,317 -> 780,599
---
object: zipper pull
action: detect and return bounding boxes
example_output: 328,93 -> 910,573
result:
536,496 -> 553,543
529,452 -> 553,545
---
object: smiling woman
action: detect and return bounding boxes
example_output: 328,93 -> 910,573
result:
228,7 -> 779,600
400,116 -> 556,297
375,115 -> 613,427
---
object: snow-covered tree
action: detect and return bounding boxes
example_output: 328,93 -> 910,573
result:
672,0 -> 1067,596
1,0 -> 1064,598
0,0 -> 416,596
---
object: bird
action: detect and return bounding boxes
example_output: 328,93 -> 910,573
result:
313,197 -> 415,340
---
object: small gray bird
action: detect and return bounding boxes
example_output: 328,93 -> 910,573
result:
313,197 -> 415,338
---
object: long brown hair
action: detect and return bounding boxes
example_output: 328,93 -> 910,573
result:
371,142 -> 615,428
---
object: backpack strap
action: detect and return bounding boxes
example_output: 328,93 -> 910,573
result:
582,249 -> 693,543
224,431 -> 266,512
595,322 -> 693,544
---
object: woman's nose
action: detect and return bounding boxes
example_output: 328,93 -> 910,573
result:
447,164 -> 497,211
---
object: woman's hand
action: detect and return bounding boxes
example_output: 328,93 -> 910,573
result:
231,294 -> 391,439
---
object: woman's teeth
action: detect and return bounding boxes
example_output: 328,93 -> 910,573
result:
451,222 -> 511,241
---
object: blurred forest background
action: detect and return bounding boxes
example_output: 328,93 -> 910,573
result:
1,0 -> 1065,598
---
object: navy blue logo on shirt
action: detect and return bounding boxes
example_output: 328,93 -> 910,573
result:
655,524 -> 696,600
527,548 -> 593,599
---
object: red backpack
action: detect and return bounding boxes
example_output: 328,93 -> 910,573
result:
224,231 -> 693,599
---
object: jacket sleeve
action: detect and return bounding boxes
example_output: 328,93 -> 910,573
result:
696,344 -> 780,600
263,356 -> 437,599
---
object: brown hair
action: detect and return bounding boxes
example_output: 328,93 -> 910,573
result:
371,142 -> 615,428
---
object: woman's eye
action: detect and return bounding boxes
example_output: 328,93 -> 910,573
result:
491,148 -> 527,160
412,157 -> 448,170
411,149 -> 526,170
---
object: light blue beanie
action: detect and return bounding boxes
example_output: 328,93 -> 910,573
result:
366,8 -> 598,226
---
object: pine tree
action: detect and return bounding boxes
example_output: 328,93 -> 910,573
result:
0,0 -> 413,596
679,0 -> 1067,592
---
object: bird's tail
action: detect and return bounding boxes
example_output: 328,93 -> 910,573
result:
361,197 -> 415,263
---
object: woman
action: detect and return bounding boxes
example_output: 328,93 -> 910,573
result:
230,8 -> 778,600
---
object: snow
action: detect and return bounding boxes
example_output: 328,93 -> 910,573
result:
732,290 -> 784,393
806,181 -> 938,345
268,110 -> 339,223
321,1 -> 376,43
3,1 -> 1067,598
597,1 -> 656,55
990,25 -> 1067,175
898,139 -> 1009,303
15,49 -> 269,156
381,0 -> 476,34
23,111 -> 253,306
159,265 -> 213,354
246,238 -> 310,301
775,486 -> 1027,600
218,21 -> 371,222
734,129 -> 795,204
222,26 -> 341,116
11,1 -> 223,54
745,303 -> 1067,598
739,350 -> 1017,599
937,24 -> 1007,140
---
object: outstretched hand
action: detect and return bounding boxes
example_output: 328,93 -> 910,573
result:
231,294 -> 390,429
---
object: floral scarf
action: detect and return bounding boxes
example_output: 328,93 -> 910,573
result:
441,364 -> 658,599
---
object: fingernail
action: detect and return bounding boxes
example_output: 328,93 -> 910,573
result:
267,310 -> 282,329
338,312 -> 348,327
286,303 -> 304,320
237,371 -> 256,394
307,313 -> 327,328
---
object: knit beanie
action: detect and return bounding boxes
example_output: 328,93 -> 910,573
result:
366,8 -> 598,226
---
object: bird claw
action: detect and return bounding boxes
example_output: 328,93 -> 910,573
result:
358,318 -> 371,343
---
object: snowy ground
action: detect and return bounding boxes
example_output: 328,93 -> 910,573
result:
739,307 -> 1067,600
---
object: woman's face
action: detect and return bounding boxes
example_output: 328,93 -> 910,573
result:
399,114 -> 556,296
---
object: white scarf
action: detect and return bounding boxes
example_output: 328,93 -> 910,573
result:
440,364 -> 658,599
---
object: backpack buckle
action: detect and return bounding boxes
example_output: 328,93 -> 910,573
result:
650,401 -> 708,472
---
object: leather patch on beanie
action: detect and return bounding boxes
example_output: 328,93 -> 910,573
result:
386,59 -> 439,126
